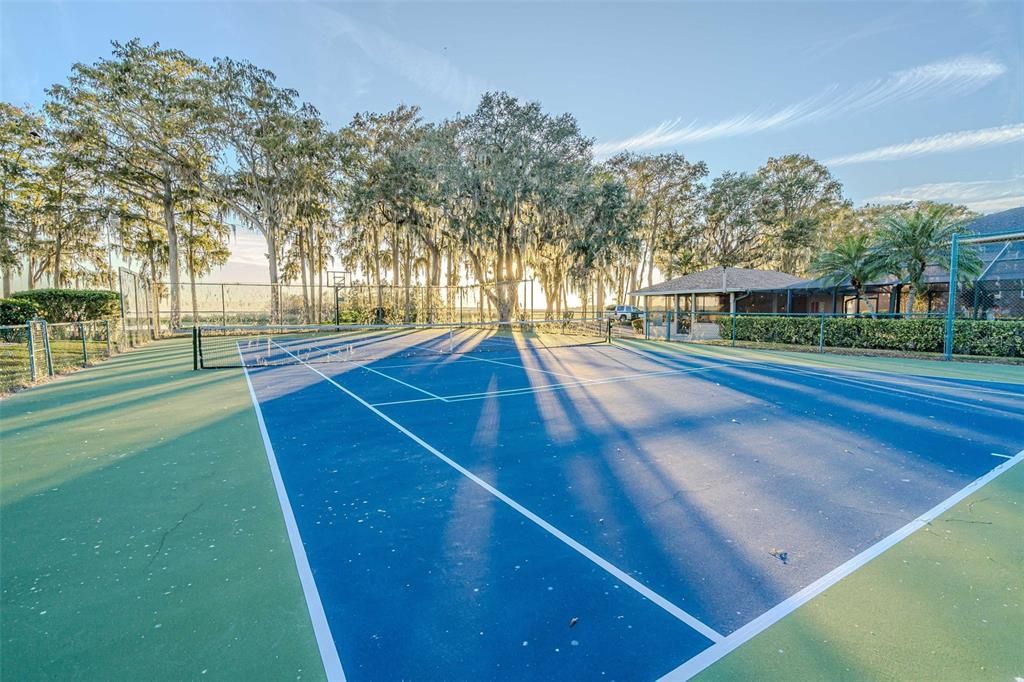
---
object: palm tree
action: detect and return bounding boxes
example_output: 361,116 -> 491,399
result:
810,233 -> 885,315
876,205 -> 982,317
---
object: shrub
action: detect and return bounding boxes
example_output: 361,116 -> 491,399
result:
715,315 -> 1024,358
631,318 -> 644,335
0,298 -> 41,325
9,289 -> 120,322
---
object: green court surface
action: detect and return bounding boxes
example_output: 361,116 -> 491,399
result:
0,338 -> 323,680
697,459 -> 1024,681
1,338 -> 1020,680
619,338 -> 1024,385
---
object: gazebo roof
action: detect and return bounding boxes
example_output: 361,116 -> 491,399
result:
630,267 -> 807,296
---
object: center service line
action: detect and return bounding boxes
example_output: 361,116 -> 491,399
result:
269,339 -> 725,644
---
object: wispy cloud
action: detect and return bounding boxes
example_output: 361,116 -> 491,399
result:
826,124 -> 1024,166
594,55 -> 1006,156
311,6 -> 491,111
864,176 -> 1024,214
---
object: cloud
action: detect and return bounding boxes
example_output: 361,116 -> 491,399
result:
826,124 -> 1024,166
310,6 -> 491,111
864,176 -> 1024,214
594,55 -> 1007,156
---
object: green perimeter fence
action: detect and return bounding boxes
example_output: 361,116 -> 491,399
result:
637,310 -> 1024,361
153,279 -> 599,328
0,318 -> 145,392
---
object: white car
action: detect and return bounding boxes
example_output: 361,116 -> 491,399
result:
606,305 -> 644,322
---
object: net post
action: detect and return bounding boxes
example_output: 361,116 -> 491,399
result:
79,321 -> 88,364
731,311 -> 737,347
192,326 -> 199,370
666,311 -> 672,341
818,314 -> 825,353
41,320 -> 53,376
606,318 -> 612,344
943,233 -> 959,360
26,321 -> 36,382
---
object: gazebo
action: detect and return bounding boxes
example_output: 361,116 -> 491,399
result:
629,266 -> 808,325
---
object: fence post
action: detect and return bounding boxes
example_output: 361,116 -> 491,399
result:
731,312 -> 737,347
818,314 -> 826,353
79,321 -> 88,364
105,320 -> 112,356
41,320 -> 53,376
221,283 -> 227,326
26,321 -> 36,382
666,311 -> 672,341
943,234 -> 960,360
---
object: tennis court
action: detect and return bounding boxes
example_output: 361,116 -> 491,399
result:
193,321 -> 1024,680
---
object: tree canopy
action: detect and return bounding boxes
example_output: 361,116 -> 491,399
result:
0,39 -> 979,323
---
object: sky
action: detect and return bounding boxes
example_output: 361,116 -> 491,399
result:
2,0 -> 1023,283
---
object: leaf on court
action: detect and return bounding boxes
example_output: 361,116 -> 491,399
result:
770,548 -> 789,564
569,617 -> 579,628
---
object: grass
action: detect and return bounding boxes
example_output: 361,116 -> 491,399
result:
1,331 -> 130,393
0,337 -> 323,680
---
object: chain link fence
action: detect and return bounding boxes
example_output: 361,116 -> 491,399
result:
153,279 -> 555,327
0,319 -> 135,392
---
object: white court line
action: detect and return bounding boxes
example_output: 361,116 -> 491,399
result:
659,447 -> 1024,680
750,361 -> 1024,416
619,341 -> 1024,417
624,340 -> 1024,398
238,345 -> 346,682
369,366 -> 717,407
443,366 -> 716,402
455,352 -> 580,378
286,338 -> 448,402
991,452 -> 1013,459
269,339 -> 725,644
350,359 -> 447,401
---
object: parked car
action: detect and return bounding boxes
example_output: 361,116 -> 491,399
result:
605,304 -> 645,322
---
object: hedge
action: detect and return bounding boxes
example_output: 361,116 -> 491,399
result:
715,315 -> 1024,358
0,298 -> 41,326
9,289 -> 120,323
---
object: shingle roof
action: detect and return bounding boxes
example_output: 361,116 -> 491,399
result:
964,206 -> 1024,235
630,267 -> 807,296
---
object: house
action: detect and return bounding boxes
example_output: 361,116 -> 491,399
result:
630,205 -> 1024,322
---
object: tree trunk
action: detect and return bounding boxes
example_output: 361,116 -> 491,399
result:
298,228 -> 310,324
372,224 -> 383,313
266,227 -> 280,324
188,248 -> 199,325
162,178 -> 181,329
403,231 -> 412,322
53,235 -> 63,288
0,205 -> 9,296
148,250 -> 162,338
905,285 -> 918,319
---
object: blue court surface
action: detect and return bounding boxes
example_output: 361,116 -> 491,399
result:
238,332 -> 1024,680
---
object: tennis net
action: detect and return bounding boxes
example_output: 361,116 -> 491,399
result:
193,318 -> 612,369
